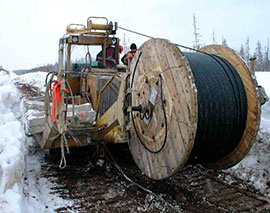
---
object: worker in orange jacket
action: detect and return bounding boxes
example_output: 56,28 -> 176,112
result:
121,43 -> 137,65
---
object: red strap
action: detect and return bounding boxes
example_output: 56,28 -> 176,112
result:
51,81 -> 64,122
65,88 -> 70,93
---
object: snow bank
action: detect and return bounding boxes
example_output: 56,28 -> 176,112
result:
0,72 -> 25,212
228,72 -> 270,197
0,71 -> 70,212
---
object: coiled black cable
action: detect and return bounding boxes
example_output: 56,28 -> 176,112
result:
183,52 -> 247,162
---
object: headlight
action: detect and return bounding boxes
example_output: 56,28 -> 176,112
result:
112,38 -> 117,44
72,36 -> 79,43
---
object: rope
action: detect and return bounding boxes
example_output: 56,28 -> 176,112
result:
118,26 -> 154,39
45,71 -> 57,87
64,78 -> 75,119
118,25 -> 201,53
105,148 -> 180,212
63,132 -> 70,154
44,72 -> 56,119
85,46 -> 92,70
59,135 -> 67,169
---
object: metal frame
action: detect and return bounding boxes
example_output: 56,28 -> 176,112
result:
42,17 -> 128,149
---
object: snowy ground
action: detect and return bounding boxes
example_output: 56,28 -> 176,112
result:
0,70 -> 269,212
226,72 -> 270,197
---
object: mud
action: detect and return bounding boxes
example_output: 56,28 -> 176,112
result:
38,144 -> 270,213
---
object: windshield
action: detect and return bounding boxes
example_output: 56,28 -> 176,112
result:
69,45 -> 102,77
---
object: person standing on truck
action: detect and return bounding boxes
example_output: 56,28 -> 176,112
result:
121,43 -> 137,65
96,45 -> 124,68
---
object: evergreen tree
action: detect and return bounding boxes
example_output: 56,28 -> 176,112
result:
255,40 -> 263,71
239,44 -> 245,60
222,36 -> 228,46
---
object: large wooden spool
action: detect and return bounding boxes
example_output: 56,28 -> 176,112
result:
128,39 -> 260,180
128,39 -> 198,180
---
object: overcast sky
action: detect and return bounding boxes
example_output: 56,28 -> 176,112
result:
0,0 -> 269,71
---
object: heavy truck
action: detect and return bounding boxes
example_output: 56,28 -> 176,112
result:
29,16 -> 266,180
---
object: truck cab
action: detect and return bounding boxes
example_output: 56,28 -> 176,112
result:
42,17 -> 127,151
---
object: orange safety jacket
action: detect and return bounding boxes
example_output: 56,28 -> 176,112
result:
121,51 -> 135,65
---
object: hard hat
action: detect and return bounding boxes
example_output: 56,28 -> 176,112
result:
130,43 -> 137,50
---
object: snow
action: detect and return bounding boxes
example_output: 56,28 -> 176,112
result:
0,70 -> 269,212
11,71 -> 48,93
0,71 -> 71,212
0,71 -> 25,213
257,72 -> 270,131
22,140 -> 72,213
227,71 -> 270,197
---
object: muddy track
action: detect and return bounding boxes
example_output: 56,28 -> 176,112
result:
40,145 -> 178,213
39,144 -> 269,213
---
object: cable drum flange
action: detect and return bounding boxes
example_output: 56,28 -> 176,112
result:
128,39 -> 198,180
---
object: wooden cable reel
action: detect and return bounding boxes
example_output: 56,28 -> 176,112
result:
128,39 -> 260,180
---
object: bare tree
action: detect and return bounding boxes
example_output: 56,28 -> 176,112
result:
245,37 -> 250,68
122,33 -> 130,55
192,13 -> 202,50
264,38 -> 270,71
